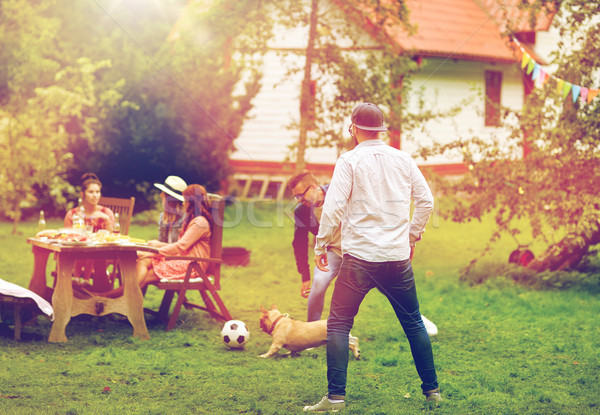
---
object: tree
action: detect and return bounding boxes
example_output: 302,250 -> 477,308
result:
55,0 -> 266,208
1,0 -> 270,217
296,0 -> 319,172
420,0 -> 600,277
264,0 -> 416,168
0,1 -> 127,232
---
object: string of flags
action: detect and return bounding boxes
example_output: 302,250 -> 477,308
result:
512,37 -> 599,105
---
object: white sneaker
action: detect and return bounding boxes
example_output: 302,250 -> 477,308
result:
303,395 -> 345,412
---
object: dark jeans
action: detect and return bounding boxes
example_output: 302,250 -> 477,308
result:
326,254 -> 438,398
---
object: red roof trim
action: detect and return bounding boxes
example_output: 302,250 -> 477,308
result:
229,159 -> 335,176
229,159 -> 468,177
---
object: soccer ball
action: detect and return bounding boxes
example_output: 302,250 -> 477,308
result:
221,320 -> 250,349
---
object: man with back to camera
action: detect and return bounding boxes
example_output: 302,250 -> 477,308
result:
303,103 -> 442,412
289,171 -> 342,322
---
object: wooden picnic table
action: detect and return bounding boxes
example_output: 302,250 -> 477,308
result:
27,238 -> 157,342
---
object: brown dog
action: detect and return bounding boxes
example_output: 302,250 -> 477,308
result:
259,304 -> 360,359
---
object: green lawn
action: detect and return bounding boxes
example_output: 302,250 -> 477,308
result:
0,201 -> 598,414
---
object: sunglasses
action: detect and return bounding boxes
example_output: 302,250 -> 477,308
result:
294,185 -> 313,201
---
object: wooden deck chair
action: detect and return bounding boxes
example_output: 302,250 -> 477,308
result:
99,196 -> 135,235
144,196 -> 232,331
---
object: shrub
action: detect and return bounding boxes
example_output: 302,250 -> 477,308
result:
460,260 -> 600,291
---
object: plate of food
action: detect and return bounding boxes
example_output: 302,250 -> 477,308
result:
36,229 -> 60,239
58,240 -> 90,246
89,229 -> 122,244
35,228 -> 88,244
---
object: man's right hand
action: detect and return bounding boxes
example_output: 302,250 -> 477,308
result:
301,280 -> 311,298
315,252 -> 329,272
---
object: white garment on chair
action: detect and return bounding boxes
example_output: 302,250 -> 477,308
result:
0,278 -> 54,320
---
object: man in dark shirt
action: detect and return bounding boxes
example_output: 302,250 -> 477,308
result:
289,171 -> 342,322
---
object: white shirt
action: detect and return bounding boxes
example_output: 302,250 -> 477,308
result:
315,139 -> 434,262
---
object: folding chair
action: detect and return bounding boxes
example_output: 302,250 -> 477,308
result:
144,196 -> 232,331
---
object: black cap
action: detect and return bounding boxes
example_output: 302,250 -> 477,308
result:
351,102 -> 387,132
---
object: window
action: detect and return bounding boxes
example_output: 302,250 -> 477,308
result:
484,70 -> 502,127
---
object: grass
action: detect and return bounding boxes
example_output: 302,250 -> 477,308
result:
1,201 -> 599,414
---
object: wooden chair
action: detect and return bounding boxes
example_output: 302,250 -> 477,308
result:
97,196 -> 135,289
99,196 -> 135,235
144,196 -> 232,331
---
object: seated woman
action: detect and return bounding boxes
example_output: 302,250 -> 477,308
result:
102,184 -> 212,298
143,184 -> 212,285
154,176 -> 187,243
64,173 -> 115,232
62,173 -> 116,291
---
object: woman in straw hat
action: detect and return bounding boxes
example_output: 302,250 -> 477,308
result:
101,184 -> 212,297
154,176 -> 187,243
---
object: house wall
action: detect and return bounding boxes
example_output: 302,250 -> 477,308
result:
230,0 -> 375,168
230,50 -> 343,166
404,58 -> 524,165
228,1 -> 559,186
231,54 -> 526,170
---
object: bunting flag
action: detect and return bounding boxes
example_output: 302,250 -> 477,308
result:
562,81 -> 572,99
532,63 -> 541,81
571,85 -> 581,102
535,69 -> 547,88
526,58 -> 535,74
580,87 -> 589,103
512,37 -> 599,107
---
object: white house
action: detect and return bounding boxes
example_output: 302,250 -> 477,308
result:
197,0 -> 560,198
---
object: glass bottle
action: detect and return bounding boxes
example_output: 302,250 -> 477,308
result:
113,212 -> 121,236
38,210 -> 46,232
78,198 -> 86,229
72,206 -> 81,229
72,198 -> 85,230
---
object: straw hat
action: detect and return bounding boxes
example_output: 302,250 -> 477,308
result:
154,176 -> 187,202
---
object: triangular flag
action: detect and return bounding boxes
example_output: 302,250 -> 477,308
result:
521,53 -> 530,69
526,59 -> 535,74
535,69 -> 546,88
531,64 -> 541,81
562,81 -> 572,99
571,85 -> 581,102
580,87 -> 589,103
556,78 -> 564,93
588,89 -> 599,103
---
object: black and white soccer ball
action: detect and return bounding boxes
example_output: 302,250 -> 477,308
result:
221,320 -> 250,349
